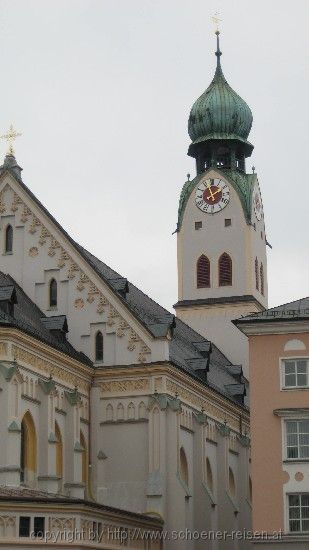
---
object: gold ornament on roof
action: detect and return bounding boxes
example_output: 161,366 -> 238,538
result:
0,124 -> 22,155
211,11 -> 222,33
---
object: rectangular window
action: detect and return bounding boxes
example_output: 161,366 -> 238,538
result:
19,516 -> 30,537
195,221 -> 202,230
289,494 -> 309,532
286,420 -> 309,459
225,218 -> 232,227
283,359 -> 309,388
33,517 -> 45,537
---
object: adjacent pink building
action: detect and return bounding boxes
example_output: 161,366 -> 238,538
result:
235,299 -> 309,549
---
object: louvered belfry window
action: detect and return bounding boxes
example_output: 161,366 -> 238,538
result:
197,255 -> 210,288
219,253 -> 232,286
260,263 -> 264,296
255,258 -> 259,291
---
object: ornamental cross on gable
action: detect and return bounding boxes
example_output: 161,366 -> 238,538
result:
0,125 -> 22,155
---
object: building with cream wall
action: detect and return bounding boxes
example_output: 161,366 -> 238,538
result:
236,301 -> 309,548
0,30 -> 273,549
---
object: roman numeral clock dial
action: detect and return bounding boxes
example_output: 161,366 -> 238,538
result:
195,177 -> 230,213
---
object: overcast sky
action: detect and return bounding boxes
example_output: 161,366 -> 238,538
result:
0,0 -> 308,311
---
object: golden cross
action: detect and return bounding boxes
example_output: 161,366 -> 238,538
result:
212,11 -> 222,33
0,124 -> 22,155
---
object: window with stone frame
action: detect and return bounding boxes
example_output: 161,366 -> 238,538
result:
288,494 -> 309,532
283,359 -> 309,389
286,420 -> 309,460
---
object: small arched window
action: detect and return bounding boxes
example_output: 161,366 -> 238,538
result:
55,422 -> 63,479
260,263 -> 264,296
49,279 -> 57,307
197,255 -> 210,288
5,224 -> 13,253
20,411 -> 37,484
95,331 -> 103,362
80,431 -> 88,491
229,467 -> 236,498
179,447 -> 189,487
255,258 -> 259,291
206,458 -> 214,493
219,253 -> 232,286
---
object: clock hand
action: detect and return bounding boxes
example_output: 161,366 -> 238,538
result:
206,182 -> 215,201
206,187 -> 222,201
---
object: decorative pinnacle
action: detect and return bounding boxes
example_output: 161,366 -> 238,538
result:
0,124 -> 22,156
211,11 -> 221,33
211,12 -> 222,74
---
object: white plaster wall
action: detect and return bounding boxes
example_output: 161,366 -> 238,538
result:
0,177 -> 167,367
177,169 -> 267,306
98,421 -> 148,512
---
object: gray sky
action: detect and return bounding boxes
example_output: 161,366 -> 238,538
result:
0,0 -> 308,311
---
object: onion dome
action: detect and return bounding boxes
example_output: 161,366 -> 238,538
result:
188,32 -> 253,154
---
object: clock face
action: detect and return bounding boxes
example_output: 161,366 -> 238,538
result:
195,177 -> 230,214
253,187 -> 262,221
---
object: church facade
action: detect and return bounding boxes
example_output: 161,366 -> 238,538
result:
0,32 -> 269,549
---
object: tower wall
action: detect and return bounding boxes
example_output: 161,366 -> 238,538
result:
175,168 -> 268,377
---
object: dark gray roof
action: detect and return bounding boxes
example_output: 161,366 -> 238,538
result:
0,285 -> 16,303
41,315 -> 68,333
235,296 -> 309,325
0,272 -> 92,367
76,246 -> 247,406
0,156 -> 247,407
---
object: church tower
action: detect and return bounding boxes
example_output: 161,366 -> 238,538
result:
174,31 -> 268,377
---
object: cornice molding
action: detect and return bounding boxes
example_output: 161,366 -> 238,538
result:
235,320 -> 309,336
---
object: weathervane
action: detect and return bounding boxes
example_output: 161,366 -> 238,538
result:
0,124 -> 22,155
212,11 -> 222,33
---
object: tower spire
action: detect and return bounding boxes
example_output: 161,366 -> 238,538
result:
215,30 -> 223,75
212,12 -> 223,76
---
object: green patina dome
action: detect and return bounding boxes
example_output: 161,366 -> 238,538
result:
188,34 -> 253,147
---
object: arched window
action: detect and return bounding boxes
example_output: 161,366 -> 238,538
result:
255,258 -> 259,291
197,255 -> 210,288
179,447 -> 189,487
20,411 -> 37,484
80,431 -> 88,493
228,467 -> 236,498
55,422 -> 63,479
95,331 -> 103,362
5,224 -> 13,253
49,279 -> 57,307
219,253 -> 232,286
206,457 -> 214,493
260,263 -> 264,296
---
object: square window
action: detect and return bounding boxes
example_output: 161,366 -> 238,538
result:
286,420 -> 309,460
283,359 -> 309,388
195,221 -> 202,230
33,517 -> 45,537
225,219 -> 231,227
19,516 -> 30,537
